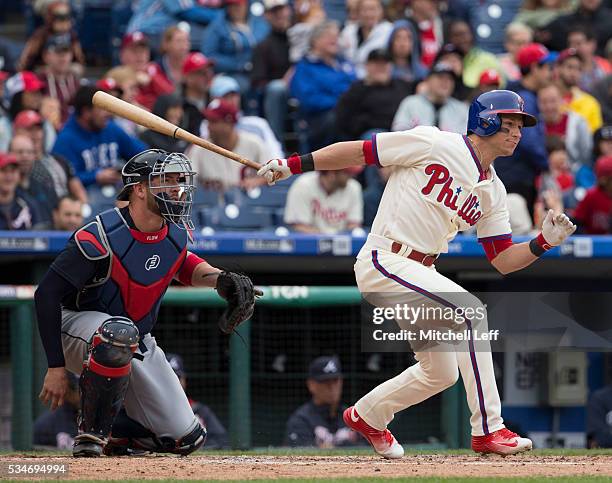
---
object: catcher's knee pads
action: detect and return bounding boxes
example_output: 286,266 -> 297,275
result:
79,317 -> 139,441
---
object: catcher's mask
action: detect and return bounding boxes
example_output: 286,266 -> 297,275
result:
117,149 -> 197,230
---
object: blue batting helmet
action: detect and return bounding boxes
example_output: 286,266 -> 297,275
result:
467,90 -> 537,137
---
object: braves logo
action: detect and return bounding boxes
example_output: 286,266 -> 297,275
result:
421,163 -> 482,226
145,254 -> 161,271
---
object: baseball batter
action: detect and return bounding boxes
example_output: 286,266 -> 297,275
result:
35,149 -> 260,457
258,90 -> 576,458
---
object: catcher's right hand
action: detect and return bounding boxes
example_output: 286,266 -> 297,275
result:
541,209 -> 576,246
216,271 -> 263,334
257,158 -> 292,186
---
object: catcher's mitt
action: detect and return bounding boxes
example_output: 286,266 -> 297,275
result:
216,271 -> 262,334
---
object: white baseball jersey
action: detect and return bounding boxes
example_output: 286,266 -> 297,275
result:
284,172 -> 363,234
365,126 -> 511,255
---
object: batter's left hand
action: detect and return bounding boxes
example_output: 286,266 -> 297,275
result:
541,210 -> 576,246
257,159 -> 292,185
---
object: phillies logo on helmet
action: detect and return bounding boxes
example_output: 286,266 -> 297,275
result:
145,254 -> 161,271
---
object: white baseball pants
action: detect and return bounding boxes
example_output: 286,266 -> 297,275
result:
353,248 -> 504,436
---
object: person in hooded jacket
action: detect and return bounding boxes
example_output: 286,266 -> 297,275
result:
387,20 -> 428,84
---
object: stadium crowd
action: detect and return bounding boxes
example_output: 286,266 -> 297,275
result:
0,0 -> 610,235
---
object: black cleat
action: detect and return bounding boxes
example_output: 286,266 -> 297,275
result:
73,433 -> 105,457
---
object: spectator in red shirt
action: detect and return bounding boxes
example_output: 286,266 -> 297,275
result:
119,32 -> 174,111
407,0 -> 443,68
573,155 -> 612,234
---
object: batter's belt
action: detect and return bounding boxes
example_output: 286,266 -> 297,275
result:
366,234 -> 439,267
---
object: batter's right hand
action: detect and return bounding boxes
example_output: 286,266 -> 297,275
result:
39,367 -> 68,410
541,209 -> 576,246
257,159 -> 292,186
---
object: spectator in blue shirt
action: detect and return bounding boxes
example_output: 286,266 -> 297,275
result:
52,86 -> 147,187
201,0 -> 270,93
127,0 -> 221,52
290,20 -> 356,150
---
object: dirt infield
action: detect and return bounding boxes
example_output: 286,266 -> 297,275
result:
2,453 -> 612,480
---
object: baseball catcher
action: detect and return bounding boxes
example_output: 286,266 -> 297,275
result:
35,149 -> 260,457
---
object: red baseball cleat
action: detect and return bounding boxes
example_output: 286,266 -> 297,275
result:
472,428 -> 533,455
343,406 -> 404,459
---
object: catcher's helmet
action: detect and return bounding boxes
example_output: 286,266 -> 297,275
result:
116,149 -> 197,230
467,90 -> 537,137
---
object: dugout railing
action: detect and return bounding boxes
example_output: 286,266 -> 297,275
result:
2,286 -> 470,451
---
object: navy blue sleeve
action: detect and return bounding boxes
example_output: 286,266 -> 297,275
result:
35,240 -> 100,367
35,269 -> 77,368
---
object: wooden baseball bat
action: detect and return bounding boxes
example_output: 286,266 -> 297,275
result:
92,90 -> 262,170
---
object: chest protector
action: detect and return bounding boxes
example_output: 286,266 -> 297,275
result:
74,208 -> 187,335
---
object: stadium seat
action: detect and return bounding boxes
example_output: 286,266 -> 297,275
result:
192,188 -> 222,207
201,204 -> 273,231
243,185 -> 288,209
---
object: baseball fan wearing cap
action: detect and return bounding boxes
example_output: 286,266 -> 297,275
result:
39,34 -> 81,124
182,52 -> 216,135
12,109 -> 88,205
0,152 -> 43,230
259,89 -> 576,458
392,61 -> 468,134
35,147 -> 261,457
285,356 -> 360,448
119,32 -> 174,111
336,48 -> 413,140
199,74 -> 283,158
187,98 -> 270,191
0,71 -> 57,154
594,125 -> 612,160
